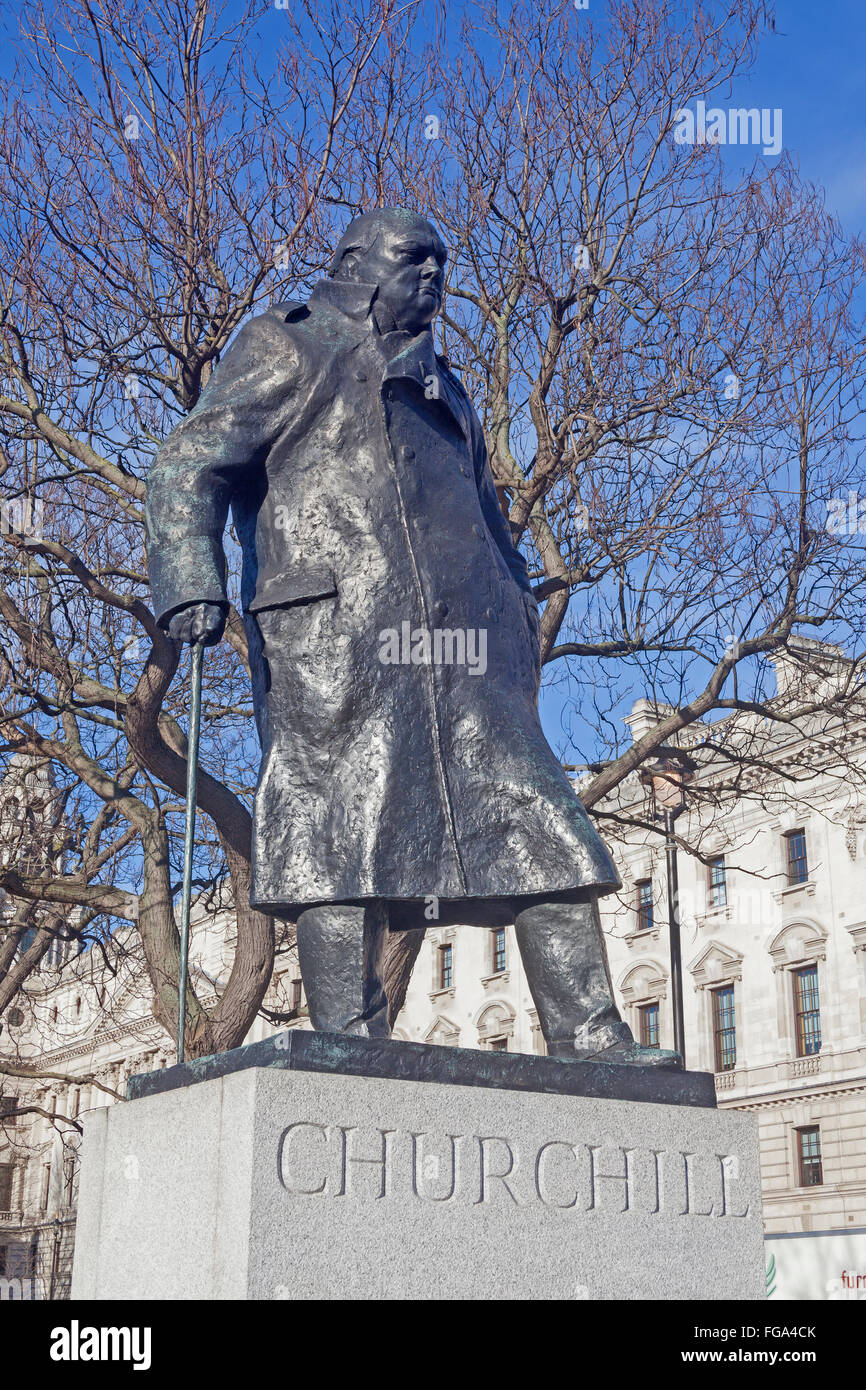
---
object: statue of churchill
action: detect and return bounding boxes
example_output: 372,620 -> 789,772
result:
145,207 -> 679,1067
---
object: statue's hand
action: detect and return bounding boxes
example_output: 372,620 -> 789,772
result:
167,601 -> 226,647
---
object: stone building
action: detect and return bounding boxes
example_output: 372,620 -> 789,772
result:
397,647 -> 866,1239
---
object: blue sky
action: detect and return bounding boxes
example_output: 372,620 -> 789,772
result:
2,0 -> 864,761
540,0 -> 866,759
726,0 -> 866,235
0,0 -> 861,223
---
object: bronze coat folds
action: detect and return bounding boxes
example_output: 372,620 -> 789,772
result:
145,278 -> 620,913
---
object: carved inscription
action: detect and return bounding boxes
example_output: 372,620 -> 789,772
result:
276,1121 -> 751,1218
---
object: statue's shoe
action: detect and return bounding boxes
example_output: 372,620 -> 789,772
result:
548,1038 -> 683,1069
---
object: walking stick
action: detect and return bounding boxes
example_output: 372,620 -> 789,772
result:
177,637 -> 204,1064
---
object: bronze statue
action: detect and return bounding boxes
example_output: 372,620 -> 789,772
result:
145,207 -> 679,1067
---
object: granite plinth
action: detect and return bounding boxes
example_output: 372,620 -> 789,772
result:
72,1039 -> 764,1301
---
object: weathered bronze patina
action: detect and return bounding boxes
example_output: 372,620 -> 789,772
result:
145,208 -> 679,1067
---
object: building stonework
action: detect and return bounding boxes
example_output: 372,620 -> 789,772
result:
395,677 -> 866,1239
607,781 -> 866,1236
394,921 -> 544,1057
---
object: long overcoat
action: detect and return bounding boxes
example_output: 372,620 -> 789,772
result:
145,277 -> 619,914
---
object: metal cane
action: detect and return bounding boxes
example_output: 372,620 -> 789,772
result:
177,637 -> 204,1064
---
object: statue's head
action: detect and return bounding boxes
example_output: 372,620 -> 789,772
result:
329,207 -> 447,334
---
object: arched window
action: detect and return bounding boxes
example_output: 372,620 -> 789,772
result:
474,1000 -> 515,1051
618,960 -> 669,1050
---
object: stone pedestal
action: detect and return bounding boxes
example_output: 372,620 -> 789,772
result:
72,1033 -> 765,1300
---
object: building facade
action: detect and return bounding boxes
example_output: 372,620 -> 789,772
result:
393,666 -> 866,1239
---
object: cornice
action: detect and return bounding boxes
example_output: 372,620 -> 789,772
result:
11,1017 -> 162,1071
719,1079 -> 866,1111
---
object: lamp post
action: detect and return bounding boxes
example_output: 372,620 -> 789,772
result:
639,751 -> 695,1064
48,1212 -> 63,1301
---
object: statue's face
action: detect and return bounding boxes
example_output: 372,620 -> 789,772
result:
355,218 -> 447,333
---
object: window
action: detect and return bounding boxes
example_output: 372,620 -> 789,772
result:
0,1163 -> 14,1212
712,985 -> 736,1071
708,856 -> 727,909
797,1126 -> 823,1186
785,829 -> 808,885
41,1164 -> 51,1212
0,1094 -> 17,1125
290,978 -> 303,1012
636,879 -> 654,932
489,1037 -> 508,1052
793,965 -> 821,1056
491,927 -> 506,974
638,1002 -> 660,1049
438,944 -> 453,990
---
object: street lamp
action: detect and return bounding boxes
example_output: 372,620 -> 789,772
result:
639,749 -> 696,1064
48,1212 -> 63,1301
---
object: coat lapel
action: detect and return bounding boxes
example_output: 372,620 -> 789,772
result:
306,277 -> 469,440
381,335 -> 468,440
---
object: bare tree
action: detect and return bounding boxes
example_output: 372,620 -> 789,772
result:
2,0 -> 866,1048
0,0 -> 412,1054
338,0 -> 866,863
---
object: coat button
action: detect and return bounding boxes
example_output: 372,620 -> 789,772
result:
400,445 -> 415,460
472,523 -> 484,538
413,517 -> 428,533
354,369 -> 368,382
460,465 -> 471,478
433,600 -> 449,619
484,607 -> 499,624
